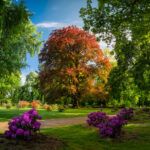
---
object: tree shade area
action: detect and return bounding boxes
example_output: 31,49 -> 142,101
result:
0,0 -> 150,149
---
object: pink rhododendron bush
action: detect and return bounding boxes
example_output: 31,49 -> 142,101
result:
87,108 -> 134,138
1,109 -> 64,150
4,109 -> 42,140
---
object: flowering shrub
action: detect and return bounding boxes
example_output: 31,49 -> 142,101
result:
43,104 -> 52,111
31,100 -> 41,109
18,101 -> 30,108
87,112 -> 108,127
43,104 -> 49,109
4,109 -> 42,140
98,116 -> 127,138
87,108 -> 134,138
43,104 -> 64,112
117,108 -> 134,120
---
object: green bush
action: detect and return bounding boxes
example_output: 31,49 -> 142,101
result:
51,104 -> 58,111
58,105 -> 65,112
6,103 -> 11,109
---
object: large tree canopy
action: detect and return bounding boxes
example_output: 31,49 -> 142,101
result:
0,0 -> 41,76
39,26 -> 111,107
80,0 -> 150,105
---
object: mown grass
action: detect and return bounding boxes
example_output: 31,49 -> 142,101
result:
42,124 -> 150,150
0,107 -> 117,122
41,110 -> 150,150
1,108 -> 150,149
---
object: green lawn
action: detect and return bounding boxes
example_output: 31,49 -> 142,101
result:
41,124 -> 150,150
0,107 -> 117,122
1,108 -> 150,149
41,110 -> 150,150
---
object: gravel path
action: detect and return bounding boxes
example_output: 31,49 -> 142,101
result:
0,117 -> 87,131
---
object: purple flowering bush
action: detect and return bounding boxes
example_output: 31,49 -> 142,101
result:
117,108 -> 134,120
87,108 -> 134,138
4,109 -> 42,140
98,116 -> 127,138
87,112 -> 108,127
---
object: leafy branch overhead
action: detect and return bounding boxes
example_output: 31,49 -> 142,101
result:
80,0 -> 150,104
0,0 -> 41,76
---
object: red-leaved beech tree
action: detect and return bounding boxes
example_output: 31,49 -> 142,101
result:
39,26 -> 111,107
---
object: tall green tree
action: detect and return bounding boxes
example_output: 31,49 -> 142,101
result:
0,72 -> 21,104
13,72 -> 42,103
80,0 -> 150,105
0,0 -> 41,76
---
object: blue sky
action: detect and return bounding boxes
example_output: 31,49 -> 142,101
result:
21,0 -> 86,79
20,0 -> 107,83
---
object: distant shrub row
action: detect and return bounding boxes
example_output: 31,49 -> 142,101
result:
3,100 -> 65,112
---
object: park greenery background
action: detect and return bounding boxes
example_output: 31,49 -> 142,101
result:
0,0 -> 150,150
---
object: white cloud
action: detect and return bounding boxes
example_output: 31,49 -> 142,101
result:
36,22 -> 67,28
36,20 -> 83,29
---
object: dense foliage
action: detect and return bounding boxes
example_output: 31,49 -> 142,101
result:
5,109 -> 42,140
80,0 -> 150,106
0,0 -> 41,76
0,0 -> 41,105
0,72 -> 20,104
13,72 -> 43,103
39,26 -> 111,107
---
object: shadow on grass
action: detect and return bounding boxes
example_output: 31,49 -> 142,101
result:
0,133 -> 65,150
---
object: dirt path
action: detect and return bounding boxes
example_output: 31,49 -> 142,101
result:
0,117 -> 87,131
0,115 -> 117,131
0,122 -> 8,131
41,117 -> 87,128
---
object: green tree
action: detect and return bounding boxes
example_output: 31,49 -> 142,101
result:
80,0 -> 150,105
0,72 -> 21,104
103,48 -> 117,68
0,0 -> 41,76
14,72 -> 43,103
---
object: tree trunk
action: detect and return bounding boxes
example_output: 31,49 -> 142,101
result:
72,95 -> 79,108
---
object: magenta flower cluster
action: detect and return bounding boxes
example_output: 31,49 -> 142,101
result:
4,109 -> 42,140
117,108 -> 134,120
87,108 -> 134,138
87,112 -> 108,127
98,116 -> 127,138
